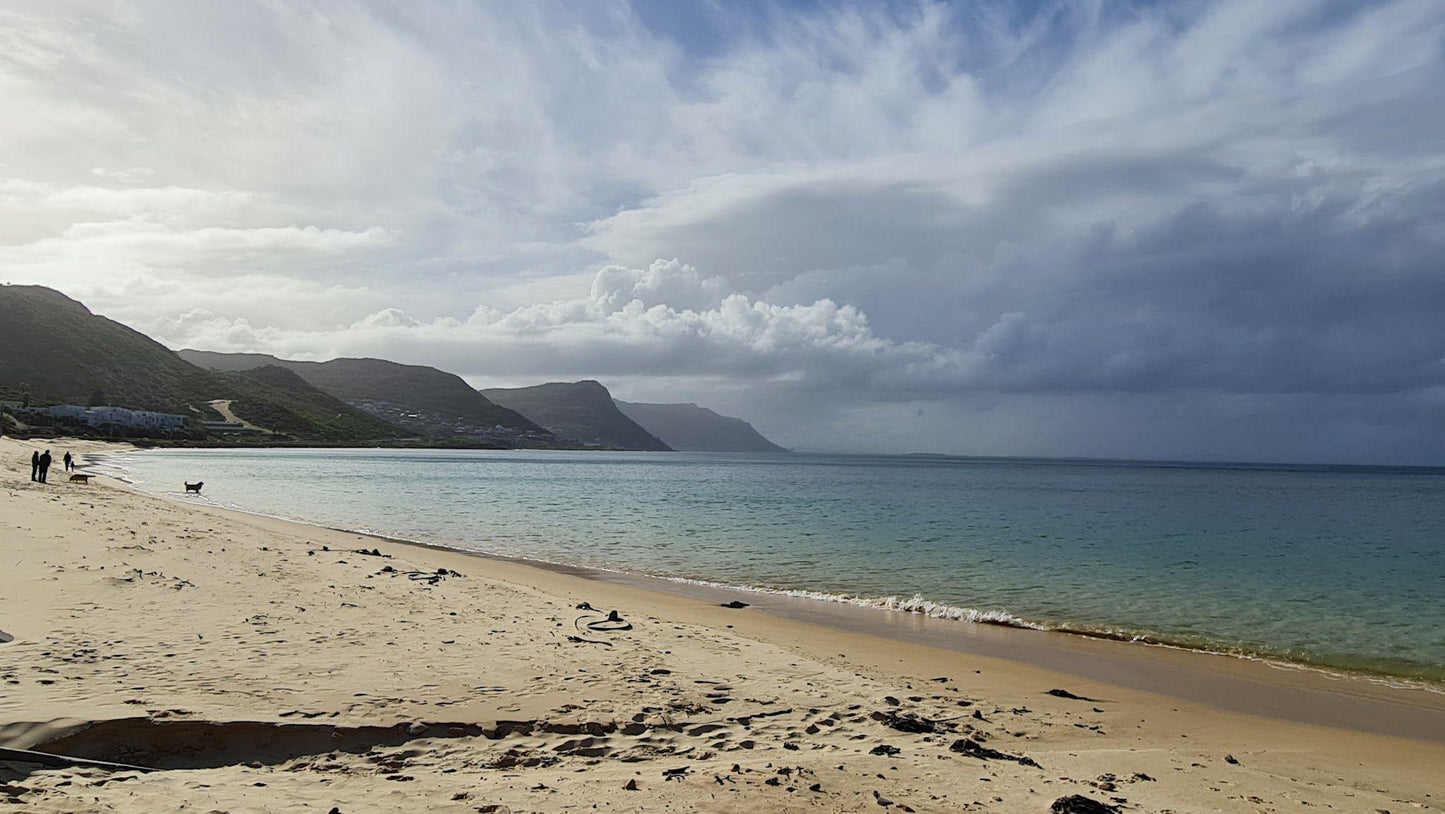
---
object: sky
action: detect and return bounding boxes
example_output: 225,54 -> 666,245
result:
2,0 -> 1443,464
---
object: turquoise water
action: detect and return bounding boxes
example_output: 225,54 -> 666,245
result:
104,448 -> 1445,685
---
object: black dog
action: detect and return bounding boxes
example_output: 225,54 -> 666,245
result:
184,481 -> 204,494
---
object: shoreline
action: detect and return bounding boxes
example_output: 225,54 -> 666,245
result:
97,448 -> 1445,711
298,526 -> 1445,745
7,437 -> 1444,812
98,447 -> 1445,743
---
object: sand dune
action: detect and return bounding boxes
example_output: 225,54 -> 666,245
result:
1,437 -> 1441,812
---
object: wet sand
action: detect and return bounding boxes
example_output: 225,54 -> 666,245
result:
346,527 -> 1445,743
577,565 -> 1445,743
2,437 -> 1442,813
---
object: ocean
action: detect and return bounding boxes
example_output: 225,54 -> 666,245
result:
100,448 -> 1445,687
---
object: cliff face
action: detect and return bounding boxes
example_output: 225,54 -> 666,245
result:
481,381 -> 671,451
614,401 -> 787,452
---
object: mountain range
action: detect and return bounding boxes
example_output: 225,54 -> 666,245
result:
178,350 -> 547,441
0,285 -> 401,442
614,401 -> 788,453
482,381 -> 671,451
1,284 -> 787,451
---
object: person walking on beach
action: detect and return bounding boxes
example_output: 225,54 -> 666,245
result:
30,450 -> 39,482
63,451 -> 73,472
37,450 -> 52,484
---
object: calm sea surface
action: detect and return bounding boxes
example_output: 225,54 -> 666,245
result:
102,448 -> 1445,685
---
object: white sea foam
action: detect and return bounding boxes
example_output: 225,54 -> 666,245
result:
653,577 -> 1050,630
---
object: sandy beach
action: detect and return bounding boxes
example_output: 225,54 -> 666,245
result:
2,437 -> 1442,813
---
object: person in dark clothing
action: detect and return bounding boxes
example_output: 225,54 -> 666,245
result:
38,450 -> 52,484
63,452 -> 73,472
30,450 -> 39,482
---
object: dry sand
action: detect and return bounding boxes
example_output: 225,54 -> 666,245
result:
1,437 -> 1441,813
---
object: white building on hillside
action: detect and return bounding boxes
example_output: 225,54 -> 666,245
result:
45,404 -> 189,431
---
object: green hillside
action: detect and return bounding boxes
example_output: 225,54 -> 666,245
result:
0,285 -> 405,442
179,350 -> 547,438
1,285 -> 229,415
227,366 -> 406,441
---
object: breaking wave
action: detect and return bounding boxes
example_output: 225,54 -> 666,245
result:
647,577 -> 1445,693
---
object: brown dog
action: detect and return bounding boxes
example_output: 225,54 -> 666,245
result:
184,481 -> 204,493
69,473 -> 90,484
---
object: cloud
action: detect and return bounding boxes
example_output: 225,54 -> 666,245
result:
590,259 -> 733,313
91,166 -> 155,182
156,260 -> 918,385
2,0 -> 1444,463
350,308 -> 419,330
51,221 -> 394,259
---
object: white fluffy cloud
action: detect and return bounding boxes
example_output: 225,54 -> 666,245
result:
156,259 -> 923,386
3,1 -> 1444,462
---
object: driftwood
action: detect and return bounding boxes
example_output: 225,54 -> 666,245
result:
0,746 -> 154,773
